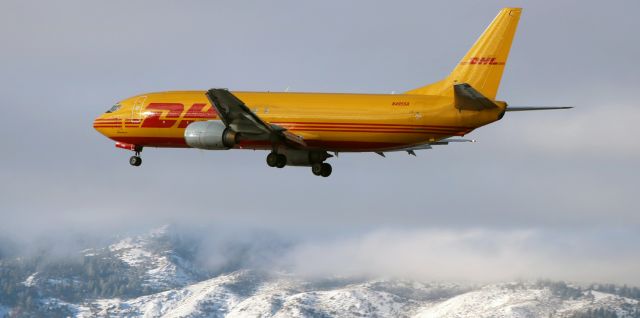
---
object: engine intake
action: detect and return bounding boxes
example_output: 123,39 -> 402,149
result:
184,121 -> 237,150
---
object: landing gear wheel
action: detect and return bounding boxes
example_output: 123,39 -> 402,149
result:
266,152 -> 278,167
129,156 -> 142,167
320,163 -> 332,177
311,163 -> 323,176
275,154 -> 287,168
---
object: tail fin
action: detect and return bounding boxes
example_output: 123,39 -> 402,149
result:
406,8 -> 522,100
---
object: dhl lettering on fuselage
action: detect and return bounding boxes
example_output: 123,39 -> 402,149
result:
140,103 -> 218,128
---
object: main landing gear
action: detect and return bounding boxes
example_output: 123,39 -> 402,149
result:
266,152 -> 287,168
311,162 -> 332,177
266,151 -> 333,177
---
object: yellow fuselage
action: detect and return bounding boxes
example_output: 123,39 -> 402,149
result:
94,91 -> 505,152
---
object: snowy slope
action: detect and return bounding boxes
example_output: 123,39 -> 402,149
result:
104,225 -> 203,289
83,271 -> 442,317
88,271 -> 250,318
77,273 -> 640,318
414,283 -> 639,318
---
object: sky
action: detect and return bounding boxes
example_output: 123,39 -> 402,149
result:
0,0 -> 639,284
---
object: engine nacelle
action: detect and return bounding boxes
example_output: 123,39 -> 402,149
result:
184,121 -> 237,150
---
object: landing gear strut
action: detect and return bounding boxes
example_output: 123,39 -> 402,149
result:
116,143 -> 143,167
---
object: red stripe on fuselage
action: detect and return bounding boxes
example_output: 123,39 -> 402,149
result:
272,121 -> 474,129
108,120 -> 473,149
110,137 -> 189,148
235,139 -> 406,151
282,124 -> 462,131
289,128 -> 464,135
110,136 -> 436,151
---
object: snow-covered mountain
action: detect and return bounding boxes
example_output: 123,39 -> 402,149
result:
1,227 -> 639,318
103,225 -> 205,289
70,273 -> 637,318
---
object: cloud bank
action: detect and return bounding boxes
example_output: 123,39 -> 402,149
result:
281,228 -> 640,285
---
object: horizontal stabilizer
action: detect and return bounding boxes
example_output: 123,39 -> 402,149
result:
506,106 -> 573,112
430,138 -> 476,145
454,83 -> 498,111
439,138 -> 476,143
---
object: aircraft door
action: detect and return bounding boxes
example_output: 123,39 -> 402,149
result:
124,96 -> 147,129
132,96 -> 147,120
119,96 -> 147,132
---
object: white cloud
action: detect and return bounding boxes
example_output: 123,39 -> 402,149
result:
283,228 -> 640,285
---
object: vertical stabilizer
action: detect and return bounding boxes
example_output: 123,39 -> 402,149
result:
406,8 -> 522,100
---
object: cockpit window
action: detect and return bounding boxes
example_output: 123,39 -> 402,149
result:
106,104 -> 121,113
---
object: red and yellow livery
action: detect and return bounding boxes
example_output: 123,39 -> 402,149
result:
94,8 -> 570,177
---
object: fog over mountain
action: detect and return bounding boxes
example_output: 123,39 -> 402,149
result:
2,224 -> 639,287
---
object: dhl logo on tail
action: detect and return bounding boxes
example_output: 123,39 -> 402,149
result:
460,57 -> 505,65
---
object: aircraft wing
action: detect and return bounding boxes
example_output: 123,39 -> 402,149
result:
205,89 -> 306,147
206,89 -> 272,135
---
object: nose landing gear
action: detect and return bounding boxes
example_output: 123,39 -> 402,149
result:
128,147 -> 143,167
129,155 -> 142,166
129,150 -> 142,167
115,142 -> 143,167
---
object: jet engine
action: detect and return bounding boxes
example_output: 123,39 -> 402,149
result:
184,121 -> 237,150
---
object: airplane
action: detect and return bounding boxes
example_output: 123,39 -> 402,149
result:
94,7 -> 570,177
